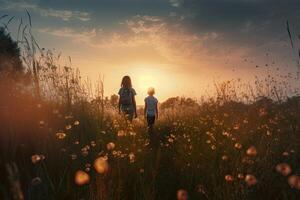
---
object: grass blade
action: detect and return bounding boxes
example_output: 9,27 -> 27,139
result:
26,9 -> 32,27
0,14 -> 8,21
286,21 -> 294,49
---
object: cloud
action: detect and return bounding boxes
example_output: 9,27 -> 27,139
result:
0,0 -> 91,21
179,0 -> 300,46
169,0 -> 184,7
38,15 -> 228,65
38,27 -> 97,43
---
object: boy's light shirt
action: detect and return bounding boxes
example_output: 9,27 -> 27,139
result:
145,96 -> 158,116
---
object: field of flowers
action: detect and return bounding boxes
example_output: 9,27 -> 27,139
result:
0,72 -> 300,200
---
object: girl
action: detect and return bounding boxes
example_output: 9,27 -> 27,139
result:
118,76 -> 137,121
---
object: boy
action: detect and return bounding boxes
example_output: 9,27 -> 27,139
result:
144,87 -> 158,128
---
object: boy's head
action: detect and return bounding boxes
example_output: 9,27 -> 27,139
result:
147,87 -> 155,96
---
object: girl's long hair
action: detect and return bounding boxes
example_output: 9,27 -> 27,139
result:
121,76 -> 132,88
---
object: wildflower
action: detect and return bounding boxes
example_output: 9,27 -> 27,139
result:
222,155 -> 228,161
56,132 -> 66,139
94,157 -> 109,174
74,170 -> 90,186
243,119 -> 248,124
139,168 -> 144,173
65,125 -> 72,130
31,155 -> 45,164
74,120 -> 80,126
90,141 -> 96,147
282,151 -> 289,156
288,175 -> 300,189
222,131 -> 230,137
234,143 -> 242,149
233,125 -> 240,130
117,130 -> 125,137
129,152 -> 135,163
129,131 -> 136,136
246,146 -> 257,156
177,189 -> 189,200
168,137 -> 174,143
238,173 -> 244,179
276,163 -> 292,176
211,145 -> 216,150
106,142 -> 115,151
245,174 -> 257,186
65,115 -> 73,119
81,148 -> 89,157
225,175 -> 234,182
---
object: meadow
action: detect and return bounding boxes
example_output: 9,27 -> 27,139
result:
1,18 -> 300,200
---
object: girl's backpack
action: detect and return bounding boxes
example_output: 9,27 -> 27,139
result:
120,88 -> 133,107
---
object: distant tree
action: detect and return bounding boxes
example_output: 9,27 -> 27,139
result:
160,96 -> 198,110
0,27 -> 23,75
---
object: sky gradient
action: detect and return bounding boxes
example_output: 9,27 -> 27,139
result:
1,0 -> 300,103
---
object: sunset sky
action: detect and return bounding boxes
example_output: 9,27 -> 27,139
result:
1,0 -> 300,104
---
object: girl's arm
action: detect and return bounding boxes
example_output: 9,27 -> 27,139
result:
132,95 -> 137,117
155,102 -> 158,119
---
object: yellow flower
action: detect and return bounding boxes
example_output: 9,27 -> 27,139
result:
245,174 -> 257,186
225,175 -> 234,182
94,157 -> 109,174
56,132 -> 66,139
276,163 -> 292,176
246,146 -> 257,156
74,170 -> 90,186
106,142 -> 115,151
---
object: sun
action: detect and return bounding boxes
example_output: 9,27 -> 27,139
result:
127,64 -> 170,104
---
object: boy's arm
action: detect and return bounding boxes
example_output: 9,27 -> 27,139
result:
144,101 -> 147,118
132,96 -> 137,117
